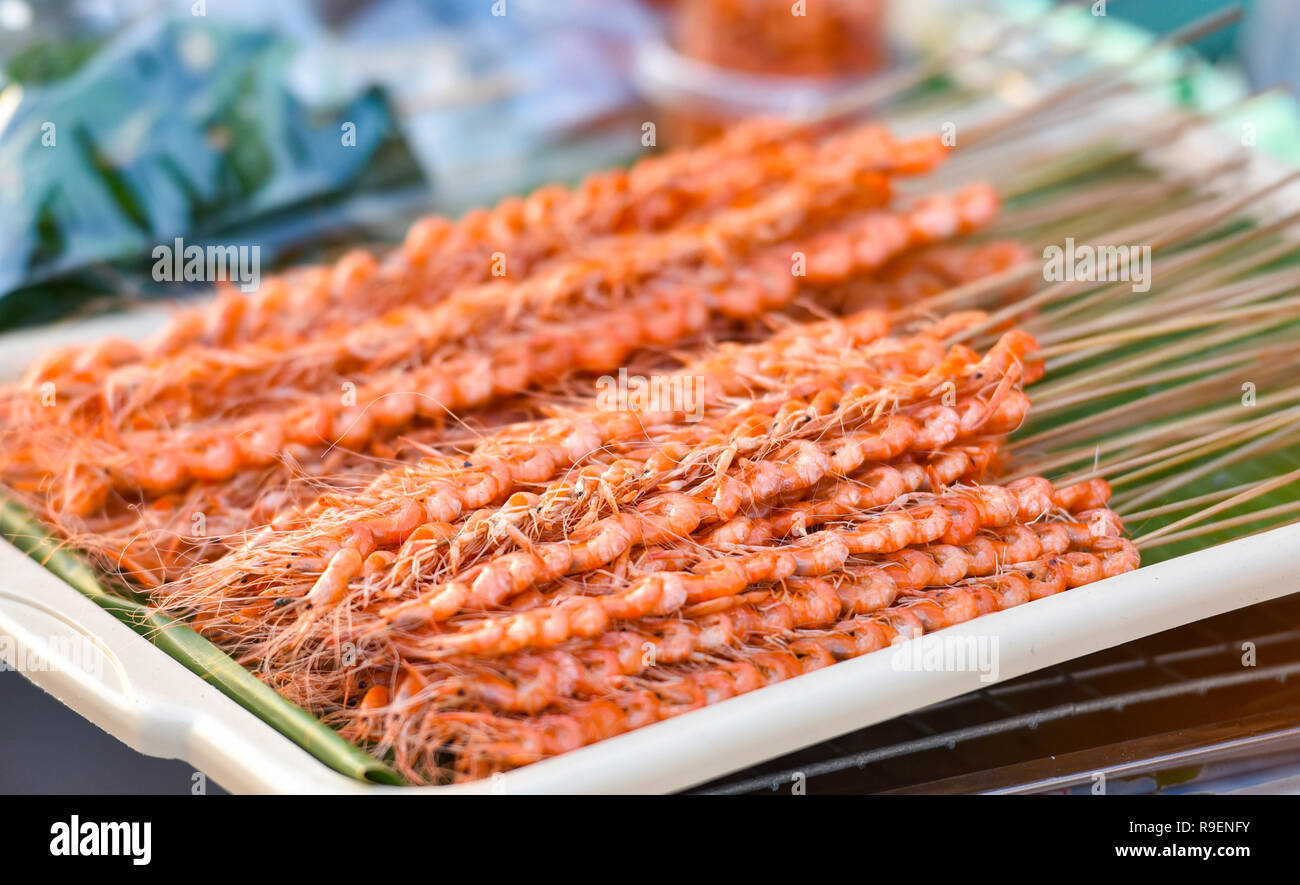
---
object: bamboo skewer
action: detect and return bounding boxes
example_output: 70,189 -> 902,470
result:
1124,480 -> 1264,522
1038,399 -> 1300,480
1030,316 -> 1293,400
1132,467 -> 1300,546
1135,500 -> 1300,549
1112,421 -> 1300,511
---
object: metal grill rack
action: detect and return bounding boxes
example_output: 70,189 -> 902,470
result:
697,592 -> 1300,794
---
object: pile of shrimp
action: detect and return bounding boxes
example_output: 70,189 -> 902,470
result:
148,307 -> 1138,783
0,117 -> 1120,785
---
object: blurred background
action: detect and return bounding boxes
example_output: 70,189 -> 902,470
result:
1,0 -> 1295,332
0,0 -> 1296,792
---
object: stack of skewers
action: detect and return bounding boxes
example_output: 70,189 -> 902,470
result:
0,117 -> 1132,783
160,307 -> 1136,783
0,118 -> 1021,591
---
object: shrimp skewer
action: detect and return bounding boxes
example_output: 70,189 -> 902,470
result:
375,539 -> 1138,782
160,319 -> 1037,664
34,182 -> 1000,507
307,353 -> 1030,633
370,390 -> 1024,633
31,138 -> 958,431
363,514 -> 1105,716
385,477 -> 1109,659
179,434 -> 1003,657
160,312 -> 1016,605
30,121 -> 944,382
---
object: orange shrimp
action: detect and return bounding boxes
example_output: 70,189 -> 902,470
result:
307,547 -> 364,609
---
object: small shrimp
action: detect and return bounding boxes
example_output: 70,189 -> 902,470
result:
988,572 -> 1032,609
568,515 -> 638,573
701,516 -> 757,547
996,523 -> 1043,564
1007,476 -> 1055,521
351,497 -> 427,549
1055,478 -> 1112,512
1058,551 -> 1104,587
1019,560 -> 1068,600
635,493 -> 705,545
791,534 -> 850,576
307,547 -> 364,608
607,572 -> 690,619
938,496 -> 981,545
469,544 -> 572,609
781,578 -> 841,625
126,449 -> 184,495
835,568 -> 900,615
1099,539 -> 1141,577
958,362 -> 1022,434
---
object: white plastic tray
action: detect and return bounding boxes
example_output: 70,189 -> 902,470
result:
3,514 -> 1299,793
